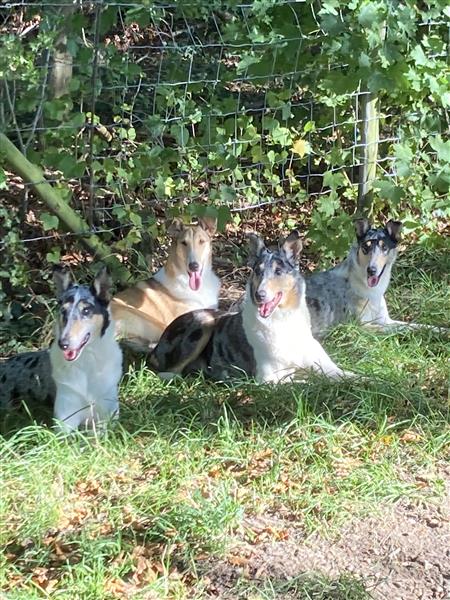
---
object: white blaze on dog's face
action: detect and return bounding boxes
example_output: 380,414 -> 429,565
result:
355,219 -> 403,288
53,266 -> 112,362
248,231 -> 304,318
167,217 -> 217,291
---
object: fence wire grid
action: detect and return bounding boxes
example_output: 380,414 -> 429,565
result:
0,1 -> 449,253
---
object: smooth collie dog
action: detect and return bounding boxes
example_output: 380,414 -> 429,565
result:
151,232 -> 351,383
111,217 -> 220,350
306,218 -> 446,337
0,266 -> 123,432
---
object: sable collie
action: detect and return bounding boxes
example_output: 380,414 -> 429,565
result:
0,266 -> 123,432
111,217 -> 220,350
151,232 -> 352,383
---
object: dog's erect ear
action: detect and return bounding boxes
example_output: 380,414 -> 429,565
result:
247,233 -> 266,263
355,218 -> 371,241
92,266 -> 112,304
198,216 -> 217,237
385,220 -> 403,243
281,230 -> 303,264
168,218 -> 185,237
52,265 -> 73,297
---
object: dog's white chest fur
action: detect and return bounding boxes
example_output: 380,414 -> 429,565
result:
242,297 -> 314,382
154,266 -> 220,309
344,257 -> 393,325
50,321 -> 122,431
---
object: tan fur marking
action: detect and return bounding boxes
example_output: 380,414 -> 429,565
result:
165,223 -> 213,279
89,313 -> 104,336
59,312 -> 103,342
265,271 -> 299,311
357,247 -> 388,272
111,222 -> 216,344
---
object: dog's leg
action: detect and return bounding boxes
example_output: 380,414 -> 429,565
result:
306,339 -> 355,380
257,365 -> 296,384
379,319 -> 449,334
53,390 -> 90,433
94,394 -> 120,430
365,299 -> 449,334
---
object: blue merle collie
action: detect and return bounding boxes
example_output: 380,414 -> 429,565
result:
305,219 -> 446,337
0,266 -> 122,432
150,232 -> 351,383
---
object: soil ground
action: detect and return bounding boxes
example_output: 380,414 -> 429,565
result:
200,466 -> 450,599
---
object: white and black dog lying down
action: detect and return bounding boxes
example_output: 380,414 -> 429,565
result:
305,219 -> 448,337
0,266 -> 122,432
150,232 -> 353,384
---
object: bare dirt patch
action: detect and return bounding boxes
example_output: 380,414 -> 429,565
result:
200,469 -> 450,599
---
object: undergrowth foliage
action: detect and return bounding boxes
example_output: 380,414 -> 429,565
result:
0,0 -> 449,313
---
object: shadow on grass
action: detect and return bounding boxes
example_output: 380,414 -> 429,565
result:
1,357 -> 449,441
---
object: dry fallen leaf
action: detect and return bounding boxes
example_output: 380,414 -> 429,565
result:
30,567 -> 58,592
400,430 -> 422,443
105,577 -> 128,599
228,554 -> 250,566
332,456 -> 363,478
291,138 -> 311,157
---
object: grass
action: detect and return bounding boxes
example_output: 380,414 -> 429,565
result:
1,247 -> 449,599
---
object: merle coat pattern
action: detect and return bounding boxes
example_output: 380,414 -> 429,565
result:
151,232 -> 351,383
1,266 -> 123,432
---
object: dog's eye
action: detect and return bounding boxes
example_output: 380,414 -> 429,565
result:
275,267 -> 282,276
254,266 -> 261,276
81,306 -> 91,316
199,239 -> 205,245
181,241 -> 188,246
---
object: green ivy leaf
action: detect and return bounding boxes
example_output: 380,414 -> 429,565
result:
374,180 -> 404,204
271,125 -> 292,146
41,213 -> 59,231
236,53 -> 261,74
170,124 -> 190,148
219,185 -> 236,203
394,143 -> 413,176
411,45 -> 430,67
46,248 -> 61,264
358,2 -> 380,27
0,168 -> 7,190
429,135 -> 450,163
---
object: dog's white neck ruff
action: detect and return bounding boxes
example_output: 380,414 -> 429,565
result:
336,245 -> 397,325
153,264 -> 220,309
50,313 -> 122,432
241,284 -> 321,383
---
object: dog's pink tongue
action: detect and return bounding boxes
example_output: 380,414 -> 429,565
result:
259,302 -> 271,318
367,275 -> 379,288
258,292 -> 283,318
189,271 -> 202,291
63,349 -> 78,361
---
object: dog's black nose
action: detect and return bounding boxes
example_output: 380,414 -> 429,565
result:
367,266 -> 377,276
255,290 -> 266,302
188,261 -> 200,272
58,339 -> 69,351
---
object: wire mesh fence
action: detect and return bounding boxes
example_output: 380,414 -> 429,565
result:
1,1 -> 449,258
